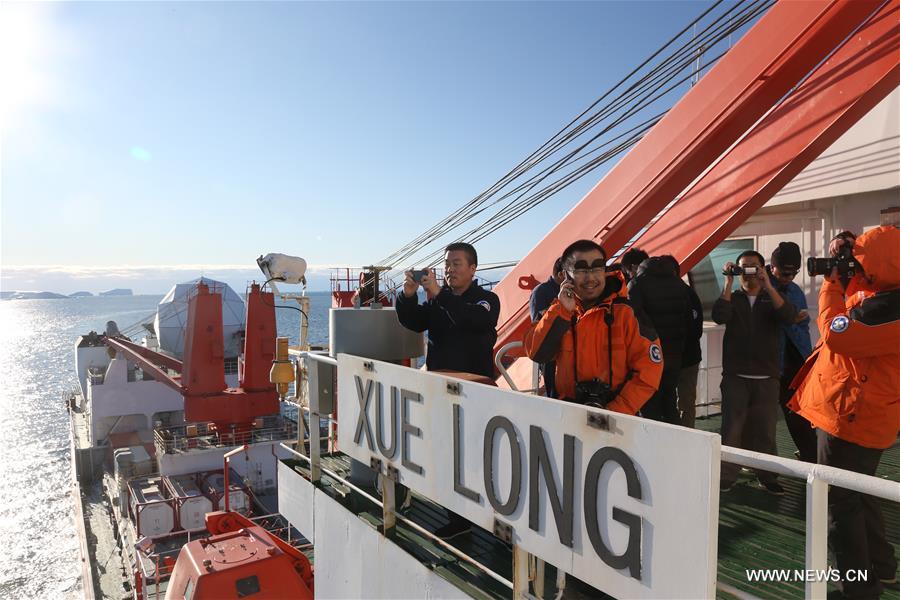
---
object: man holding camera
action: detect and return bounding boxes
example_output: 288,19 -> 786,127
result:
396,242 -> 500,379
395,242 -> 500,540
790,227 -> 899,597
524,239 -> 663,415
713,250 -> 797,494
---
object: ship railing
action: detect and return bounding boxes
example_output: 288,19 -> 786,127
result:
295,350 -> 899,600
153,416 -> 298,455
719,445 -> 899,599
278,442 -> 516,593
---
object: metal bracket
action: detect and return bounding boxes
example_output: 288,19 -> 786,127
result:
447,381 -> 461,395
493,518 -> 513,544
363,361 -> 374,371
370,456 -> 383,473
386,465 -> 400,483
586,411 -> 610,431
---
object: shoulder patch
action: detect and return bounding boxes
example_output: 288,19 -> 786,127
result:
830,315 -> 850,333
649,343 -> 663,363
475,300 -> 491,311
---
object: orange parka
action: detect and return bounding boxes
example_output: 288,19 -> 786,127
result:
789,226 -> 900,449
524,273 -> 663,415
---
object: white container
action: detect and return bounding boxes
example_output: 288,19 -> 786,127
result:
164,474 -> 213,532
199,470 -> 250,515
128,477 -> 175,538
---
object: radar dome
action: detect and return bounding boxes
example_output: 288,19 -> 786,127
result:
154,277 -> 246,359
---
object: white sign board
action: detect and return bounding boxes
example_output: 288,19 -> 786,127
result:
337,354 -> 720,599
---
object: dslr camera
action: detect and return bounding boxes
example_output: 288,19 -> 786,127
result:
807,234 -> 859,277
722,265 -> 759,276
575,379 -> 617,407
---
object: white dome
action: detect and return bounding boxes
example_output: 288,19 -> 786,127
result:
154,277 -> 246,359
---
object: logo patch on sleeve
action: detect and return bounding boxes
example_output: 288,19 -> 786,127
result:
649,344 -> 662,363
830,315 -> 850,333
476,300 -> 492,311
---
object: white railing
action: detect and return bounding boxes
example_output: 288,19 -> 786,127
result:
291,350 -> 899,600
721,445 -> 900,599
278,442 -> 516,592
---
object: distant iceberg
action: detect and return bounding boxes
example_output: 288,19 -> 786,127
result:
99,288 -> 133,296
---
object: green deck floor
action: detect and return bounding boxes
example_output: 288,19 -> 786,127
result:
294,412 -> 898,599
696,413 -> 899,600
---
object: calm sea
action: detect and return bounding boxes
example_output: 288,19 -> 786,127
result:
0,292 -> 331,599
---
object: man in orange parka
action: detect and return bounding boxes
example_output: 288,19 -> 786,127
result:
525,239 -> 663,415
790,225 -> 900,598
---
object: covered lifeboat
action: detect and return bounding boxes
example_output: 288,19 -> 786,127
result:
164,511 -> 313,600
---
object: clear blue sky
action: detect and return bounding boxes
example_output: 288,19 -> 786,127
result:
2,1 -> 720,293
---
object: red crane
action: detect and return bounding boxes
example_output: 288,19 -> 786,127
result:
491,0 -> 898,365
104,282 -> 280,437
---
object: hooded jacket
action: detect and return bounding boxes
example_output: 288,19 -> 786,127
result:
524,272 -> 663,415
789,226 -> 900,449
628,257 -> 691,371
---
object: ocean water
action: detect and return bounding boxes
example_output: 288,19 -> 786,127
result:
0,292 -> 331,599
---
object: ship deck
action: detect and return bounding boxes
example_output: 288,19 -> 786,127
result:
310,413 -> 899,600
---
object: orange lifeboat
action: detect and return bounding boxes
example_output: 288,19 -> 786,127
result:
164,511 -> 313,600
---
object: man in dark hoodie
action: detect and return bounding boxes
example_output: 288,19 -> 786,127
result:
627,252 -> 692,423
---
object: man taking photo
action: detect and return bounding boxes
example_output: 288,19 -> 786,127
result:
524,239 -> 663,415
395,242 -> 500,540
790,226 -> 899,598
713,250 -> 796,494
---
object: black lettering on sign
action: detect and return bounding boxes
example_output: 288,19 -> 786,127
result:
400,388 -> 424,475
528,426 -> 575,547
353,375 -> 374,451
452,404 -> 481,503
375,382 -> 398,459
482,416 -> 522,516
584,447 -> 643,580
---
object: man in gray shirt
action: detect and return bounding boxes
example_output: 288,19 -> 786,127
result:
713,250 -> 796,494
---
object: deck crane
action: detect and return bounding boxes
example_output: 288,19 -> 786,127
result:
491,0 -> 899,387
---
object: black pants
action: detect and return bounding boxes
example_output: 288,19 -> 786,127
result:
720,374 -> 780,485
779,342 -> 817,462
641,366 -> 680,424
818,430 -> 896,599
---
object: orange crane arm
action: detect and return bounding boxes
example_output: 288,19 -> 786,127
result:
492,0 -> 888,358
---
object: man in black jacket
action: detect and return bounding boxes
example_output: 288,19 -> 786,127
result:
395,242 -> 500,540
396,242 -> 500,379
628,253 -> 690,423
529,256 -> 565,398
713,250 -> 796,494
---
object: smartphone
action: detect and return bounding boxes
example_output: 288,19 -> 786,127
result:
411,269 -> 428,284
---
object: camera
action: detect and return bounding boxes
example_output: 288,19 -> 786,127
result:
411,269 -> 428,283
807,235 -> 859,277
807,256 -> 859,277
575,379 -> 617,407
722,265 -> 759,276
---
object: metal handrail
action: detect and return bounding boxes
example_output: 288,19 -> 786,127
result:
494,341 -> 524,391
278,443 -> 514,592
721,444 -> 899,599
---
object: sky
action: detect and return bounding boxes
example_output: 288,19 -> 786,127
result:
1,0 -> 725,294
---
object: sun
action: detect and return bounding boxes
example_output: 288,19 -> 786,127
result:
0,3 -> 57,131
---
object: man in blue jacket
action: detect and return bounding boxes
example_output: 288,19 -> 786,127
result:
529,256 -> 565,397
769,242 -> 815,462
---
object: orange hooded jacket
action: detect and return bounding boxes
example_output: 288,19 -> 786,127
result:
524,272 -> 663,415
789,226 -> 900,449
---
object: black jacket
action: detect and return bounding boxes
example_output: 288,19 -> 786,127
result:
712,288 -> 797,378
395,283 -> 500,378
683,283 -> 704,367
628,258 -> 691,371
